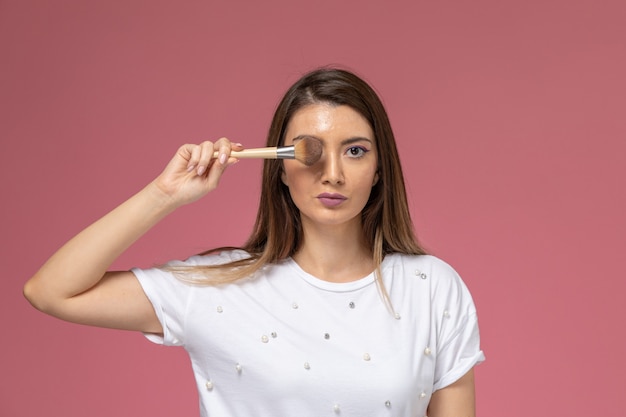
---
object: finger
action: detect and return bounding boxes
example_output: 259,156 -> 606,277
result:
195,141 -> 217,176
204,149 -> 233,186
213,137 -> 233,166
186,143 -> 204,173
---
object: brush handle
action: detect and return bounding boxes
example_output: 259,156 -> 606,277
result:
213,147 -> 279,159
212,146 -> 295,160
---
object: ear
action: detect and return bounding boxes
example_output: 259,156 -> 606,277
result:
281,170 -> 289,186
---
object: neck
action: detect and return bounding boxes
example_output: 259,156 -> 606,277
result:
293,220 -> 375,283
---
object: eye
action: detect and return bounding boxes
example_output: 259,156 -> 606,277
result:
346,146 -> 369,158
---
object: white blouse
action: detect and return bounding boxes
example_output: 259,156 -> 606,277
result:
133,250 -> 485,417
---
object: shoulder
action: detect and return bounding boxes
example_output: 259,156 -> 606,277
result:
384,253 -> 461,281
168,249 -> 252,267
384,253 -> 474,305
133,249 -> 252,286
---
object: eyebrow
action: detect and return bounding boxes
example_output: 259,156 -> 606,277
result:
292,135 -> 374,146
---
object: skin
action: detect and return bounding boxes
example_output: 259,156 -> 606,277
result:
428,369 -> 477,417
282,104 -> 379,282
22,139 -> 242,334
23,105 -> 476,415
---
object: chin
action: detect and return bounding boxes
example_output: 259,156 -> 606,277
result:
303,213 -> 362,229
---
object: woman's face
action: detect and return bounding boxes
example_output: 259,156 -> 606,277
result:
281,103 -> 379,232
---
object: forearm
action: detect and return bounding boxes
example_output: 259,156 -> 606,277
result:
25,139 -> 238,322
24,182 -> 177,310
427,369 -> 476,417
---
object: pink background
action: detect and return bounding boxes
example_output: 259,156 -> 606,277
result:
1,0 -> 625,416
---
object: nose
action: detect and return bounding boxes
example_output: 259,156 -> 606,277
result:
320,152 -> 344,185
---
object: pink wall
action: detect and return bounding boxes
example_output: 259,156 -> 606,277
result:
2,0 -> 625,416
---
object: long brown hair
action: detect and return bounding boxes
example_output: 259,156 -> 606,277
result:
176,67 -> 426,307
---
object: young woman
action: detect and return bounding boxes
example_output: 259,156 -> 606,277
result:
24,68 -> 484,417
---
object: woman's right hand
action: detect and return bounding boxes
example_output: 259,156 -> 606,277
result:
23,137 -> 244,334
152,138 -> 243,207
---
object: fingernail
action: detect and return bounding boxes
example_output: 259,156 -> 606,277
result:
219,153 -> 227,165
187,164 -> 196,172
197,165 -> 206,175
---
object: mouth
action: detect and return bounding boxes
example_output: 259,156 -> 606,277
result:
317,193 -> 347,207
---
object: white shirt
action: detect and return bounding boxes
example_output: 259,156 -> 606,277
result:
133,250 -> 485,417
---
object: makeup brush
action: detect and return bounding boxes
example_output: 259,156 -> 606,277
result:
213,137 -> 323,166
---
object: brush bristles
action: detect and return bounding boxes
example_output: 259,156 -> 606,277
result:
294,137 -> 323,166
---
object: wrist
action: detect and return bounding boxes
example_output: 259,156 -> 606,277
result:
142,181 -> 183,216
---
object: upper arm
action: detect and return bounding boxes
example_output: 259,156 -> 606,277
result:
27,270 -> 163,335
427,368 -> 476,417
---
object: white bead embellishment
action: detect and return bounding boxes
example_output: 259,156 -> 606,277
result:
363,353 -> 371,361
292,302 -> 299,309
304,362 -> 310,370
349,302 -> 355,309
235,363 -> 242,373
394,313 -> 401,320
420,391 -> 427,399
205,380 -> 214,390
333,404 -> 340,413
385,400 -> 391,407
216,306 -> 223,313
261,335 -> 269,343
424,347 -> 432,356
271,332 -> 277,338
324,333 -> 330,340
443,310 -> 450,318
415,269 -> 427,279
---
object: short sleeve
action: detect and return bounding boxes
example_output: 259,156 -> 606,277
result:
132,265 -> 192,347
132,250 -> 251,347
429,259 -> 485,391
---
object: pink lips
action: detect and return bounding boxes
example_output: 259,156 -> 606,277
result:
317,193 -> 347,207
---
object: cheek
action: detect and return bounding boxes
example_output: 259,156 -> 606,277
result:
351,176 -> 377,203
358,179 -> 376,197
281,161 -> 297,186
282,158 -> 321,184
354,166 -> 378,188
